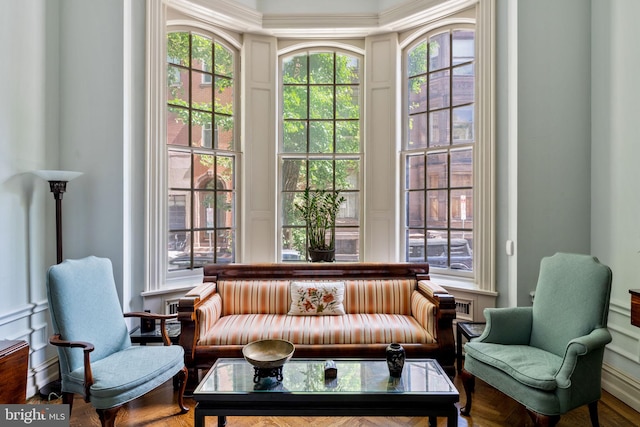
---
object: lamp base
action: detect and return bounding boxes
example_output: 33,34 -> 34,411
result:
39,379 -> 62,401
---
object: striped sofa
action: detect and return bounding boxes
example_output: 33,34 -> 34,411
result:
178,263 -> 456,387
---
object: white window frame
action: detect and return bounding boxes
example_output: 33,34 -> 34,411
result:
145,2 -> 242,293
399,1 -> 494,293
277,45 -> 365,263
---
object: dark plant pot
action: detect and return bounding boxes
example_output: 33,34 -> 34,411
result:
308,248 -> 335,262
386,343 -> 406,377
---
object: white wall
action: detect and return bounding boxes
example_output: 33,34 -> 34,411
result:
0,0 -> 63,398
591,0 -> 640,411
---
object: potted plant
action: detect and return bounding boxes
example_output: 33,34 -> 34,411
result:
294,188 -> 345,262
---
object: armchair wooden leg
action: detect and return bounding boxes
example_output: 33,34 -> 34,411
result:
526,409 -> 560,427
97,406 -> 121,427
588,401 -> 600,427
459,368 -> 475,416
177,366 -> 189,413
62,392 -> 74,413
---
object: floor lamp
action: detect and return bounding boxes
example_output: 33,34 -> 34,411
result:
33,169 -> 82,399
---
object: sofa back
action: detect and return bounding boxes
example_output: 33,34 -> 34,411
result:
218,279 -> 416,316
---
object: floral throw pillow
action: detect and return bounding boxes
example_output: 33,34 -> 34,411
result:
288,281 -> 346,315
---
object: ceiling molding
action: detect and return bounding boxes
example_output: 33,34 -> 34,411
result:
165,0 -> 479,38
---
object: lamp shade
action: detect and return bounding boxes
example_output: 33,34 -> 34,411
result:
33,170 -> 83,182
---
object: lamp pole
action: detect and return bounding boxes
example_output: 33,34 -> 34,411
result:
33,170 -> 82,399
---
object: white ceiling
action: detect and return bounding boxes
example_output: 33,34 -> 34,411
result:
230,0 -> 412,15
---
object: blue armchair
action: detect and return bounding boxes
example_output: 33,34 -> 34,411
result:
461,253 -> 612,427
46,256 -> 188,427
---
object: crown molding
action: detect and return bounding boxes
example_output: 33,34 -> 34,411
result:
165,0 -> 479,38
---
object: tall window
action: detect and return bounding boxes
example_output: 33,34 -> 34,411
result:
166,31 -> 237,270
404,28 -> 475,273
279,49 -> 362,262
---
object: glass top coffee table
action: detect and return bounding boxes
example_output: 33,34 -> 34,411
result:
193,358 -> 459,427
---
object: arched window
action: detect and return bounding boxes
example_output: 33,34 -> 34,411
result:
166,31 -> 238,270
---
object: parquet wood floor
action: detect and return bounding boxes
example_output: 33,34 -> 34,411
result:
30,370 -> 639,427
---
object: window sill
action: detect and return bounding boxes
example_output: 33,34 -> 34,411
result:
428,273 -> 498,297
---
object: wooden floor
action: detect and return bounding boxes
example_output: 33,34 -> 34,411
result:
31,370 -> 640,427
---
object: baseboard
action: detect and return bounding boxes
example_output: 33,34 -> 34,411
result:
29,357 -> 59,400
602,362 -> 640,413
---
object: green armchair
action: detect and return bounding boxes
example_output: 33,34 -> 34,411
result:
460,253 -> 612,427
46,256 -> 188,427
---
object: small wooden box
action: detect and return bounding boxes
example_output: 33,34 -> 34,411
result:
0,340 -> 29,404
631,289 -> 640,328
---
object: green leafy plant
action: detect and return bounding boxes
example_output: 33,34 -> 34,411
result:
294,188 -> 345,252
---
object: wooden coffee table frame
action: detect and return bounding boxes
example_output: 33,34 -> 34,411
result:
193,358 -> 459,427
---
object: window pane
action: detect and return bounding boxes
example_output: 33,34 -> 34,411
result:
429,32 -> 450,71
337,192 -> 359,226
193,153 -> 214,183
452,64 -> 474,106
281,159 -> 307,191
215,114 -> 234,150
310,52 -> 334,84
281,227 -> 305,261
167,32 -> 189,67
426,190 -> 448,228
214,43 -> 234,78
216,191 -> 235,227
309,121 -> 334,153
408,76 -> 427,114
451,189 -> 473,229
217,156 -> 235,189
192,34 -> 212,72
406,155 -> 425,190
452,105 -> 474,143
335,121 -> 359,153
336,86 -> 359,119
335,159 -> 360,190
283,53 -> 308,84
168,191 -> 191,230
336,54 -> 360,84
215,76 -> 233,114
283,86 -> 308,119
194,189 -> 216,228
216,230 -> 235,263
429,70 -> 450,110
283,121 -> 308,153
450,231 -> 472,271
335,228 -> 359,261
309,86 -> 334,119
452,30 -> 475,65
192,71 -> 212,111
406,191 -> 425,228
308,160 -> 334,190
167,106 -> 189,147
451,148 -> 473,187
192,111 -> 212,148
429,110 -> 450,147
408,113 -> 427,149
168,151 -> 191,188
167,65 -> 188,105
408,41 -> 428,77
282,192 -> 303,226
407,231 -> 425,262
427,152 -> 448,189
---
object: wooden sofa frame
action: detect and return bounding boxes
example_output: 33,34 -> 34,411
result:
178,263 -> 457,385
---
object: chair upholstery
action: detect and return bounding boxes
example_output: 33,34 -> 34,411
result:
461,253 -> 612,427
46,256 -> 188,427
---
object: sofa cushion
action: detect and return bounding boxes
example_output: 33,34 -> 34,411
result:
200,313 -> 435,345
288,281 -> 346,315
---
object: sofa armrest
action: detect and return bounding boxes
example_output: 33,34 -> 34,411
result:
178,281 -> 218,361
416,279 -> 456,376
